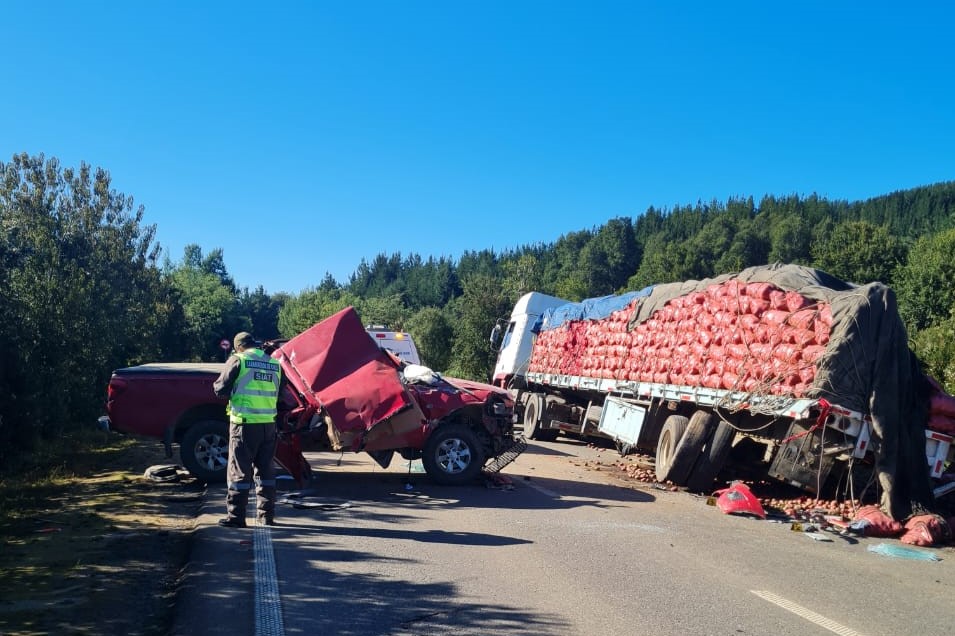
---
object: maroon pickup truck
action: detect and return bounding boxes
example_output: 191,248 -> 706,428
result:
105,307 -> 521,485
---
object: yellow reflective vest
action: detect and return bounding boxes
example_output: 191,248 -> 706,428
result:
228,348 -> 281,424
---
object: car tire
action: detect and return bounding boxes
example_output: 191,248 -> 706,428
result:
422,422 -> 486,486
180,419 -> 229,483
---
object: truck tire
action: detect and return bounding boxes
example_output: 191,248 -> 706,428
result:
655,415 -> 688,482
663,411 -> 712,486
422,422 -> 487,486
537,396 -> 561,442
686,419 -> 735,493
180,419 -> 229,483
523,393 -> 557,441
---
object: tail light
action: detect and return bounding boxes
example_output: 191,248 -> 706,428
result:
107,377 -> 128,401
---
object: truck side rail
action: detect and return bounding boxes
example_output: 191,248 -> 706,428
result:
524,371 -> 868,438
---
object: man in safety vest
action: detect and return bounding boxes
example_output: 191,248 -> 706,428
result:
213,331 -> 282,528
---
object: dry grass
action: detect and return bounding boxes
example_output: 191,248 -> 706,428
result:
0,431 -> 202,636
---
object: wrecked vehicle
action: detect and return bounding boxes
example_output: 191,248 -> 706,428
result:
105,307 -> 521,485
491,264 -> 955,520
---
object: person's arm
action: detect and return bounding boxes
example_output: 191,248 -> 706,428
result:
213,355 -> 242,398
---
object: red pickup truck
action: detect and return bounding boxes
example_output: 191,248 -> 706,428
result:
105,307 -> 521,486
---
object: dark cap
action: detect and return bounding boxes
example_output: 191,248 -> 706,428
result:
233,332 -> 256,350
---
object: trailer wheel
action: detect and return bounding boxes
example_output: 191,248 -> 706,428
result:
536,396 -> 560,442
522,393 -> 542,438
180,419 -> 229,483
422,423 -> 486,486
655,415 -> 688,482
523,393 -> 557,441
663,411 -> 712,486
686,419 -> 734,493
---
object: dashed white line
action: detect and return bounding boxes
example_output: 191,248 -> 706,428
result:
752,590 -> 866,636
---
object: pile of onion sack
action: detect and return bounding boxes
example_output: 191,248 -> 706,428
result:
529,279 -> 831,399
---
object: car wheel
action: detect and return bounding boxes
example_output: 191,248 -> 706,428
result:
180,419 -> 229,483
422,422 -> 486,486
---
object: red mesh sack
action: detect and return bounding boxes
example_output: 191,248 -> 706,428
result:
852,505 -> 903,537
785,291 -> 810,312
744,282 -> 774,300
900,514 -> 951,547
788,309 -> 816,330
747,298 -> 770,316
802,345 -> 826,365
763,310 -> 789,326
769,290 -> 788,310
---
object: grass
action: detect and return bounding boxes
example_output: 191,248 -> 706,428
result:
0,430 -> 201,636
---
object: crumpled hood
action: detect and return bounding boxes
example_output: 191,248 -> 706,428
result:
274,307 -> 413,435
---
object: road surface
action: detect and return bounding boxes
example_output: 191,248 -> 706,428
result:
180,437 -> 955,636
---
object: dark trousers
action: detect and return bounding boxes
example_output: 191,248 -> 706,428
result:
225,422 -> 277,521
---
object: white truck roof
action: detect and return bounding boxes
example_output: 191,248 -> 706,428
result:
366,327 -> 421,365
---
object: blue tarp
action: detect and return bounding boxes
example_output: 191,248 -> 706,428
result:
540,286 -> 655,331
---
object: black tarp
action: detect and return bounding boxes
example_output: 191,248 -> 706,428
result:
626,263 -> 934,519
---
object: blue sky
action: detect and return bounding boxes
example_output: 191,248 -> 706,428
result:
3,2 -> 953,295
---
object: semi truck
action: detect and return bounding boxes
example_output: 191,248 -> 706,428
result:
491,264 -> 955,519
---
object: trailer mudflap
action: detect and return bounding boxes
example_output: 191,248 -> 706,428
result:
597,396 -> 647,452
768,420 -> 835,492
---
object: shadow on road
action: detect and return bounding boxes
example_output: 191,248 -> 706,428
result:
278,551 -> 572,635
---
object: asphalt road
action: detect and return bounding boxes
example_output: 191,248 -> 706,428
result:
175,437 -> 955,636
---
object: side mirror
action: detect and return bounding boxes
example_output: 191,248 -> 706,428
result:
489,323 -> 502,347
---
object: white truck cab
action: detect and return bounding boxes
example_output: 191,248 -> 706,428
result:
491,292 -> 570,388
366,326 -> 422,365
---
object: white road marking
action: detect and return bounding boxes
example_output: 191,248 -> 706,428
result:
752,590 -> 866,636
254,519 -> 285,636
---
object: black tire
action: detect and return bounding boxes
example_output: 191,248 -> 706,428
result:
664,411 -> 712,486
686,419 -> 735,493
655,415 -> 688,482
422,423 -> 487,486
180,419 -> 229,483
535,396 -> 561,442
522,393 -> 543,439
523,393 -> 559,441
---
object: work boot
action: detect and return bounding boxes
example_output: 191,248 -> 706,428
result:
217,517 -> 247,528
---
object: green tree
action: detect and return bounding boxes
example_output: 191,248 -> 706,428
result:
239,286 -> 286,340
406,306 -> 454,371
501,253 -> 542,299
767,214 -> 812,264
894,228 -> 955,332
912,313 -> 955,393
446,274 -> 511,380
355,294 -> 412,330
168,245 -> 245,360
278,287 -> 362,337
0,153 -> 168,459
810,220 -> 906,285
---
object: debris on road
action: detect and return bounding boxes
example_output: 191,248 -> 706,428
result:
867,543 -> 941,561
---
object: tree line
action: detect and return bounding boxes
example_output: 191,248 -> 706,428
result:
3,152 -> 955,464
